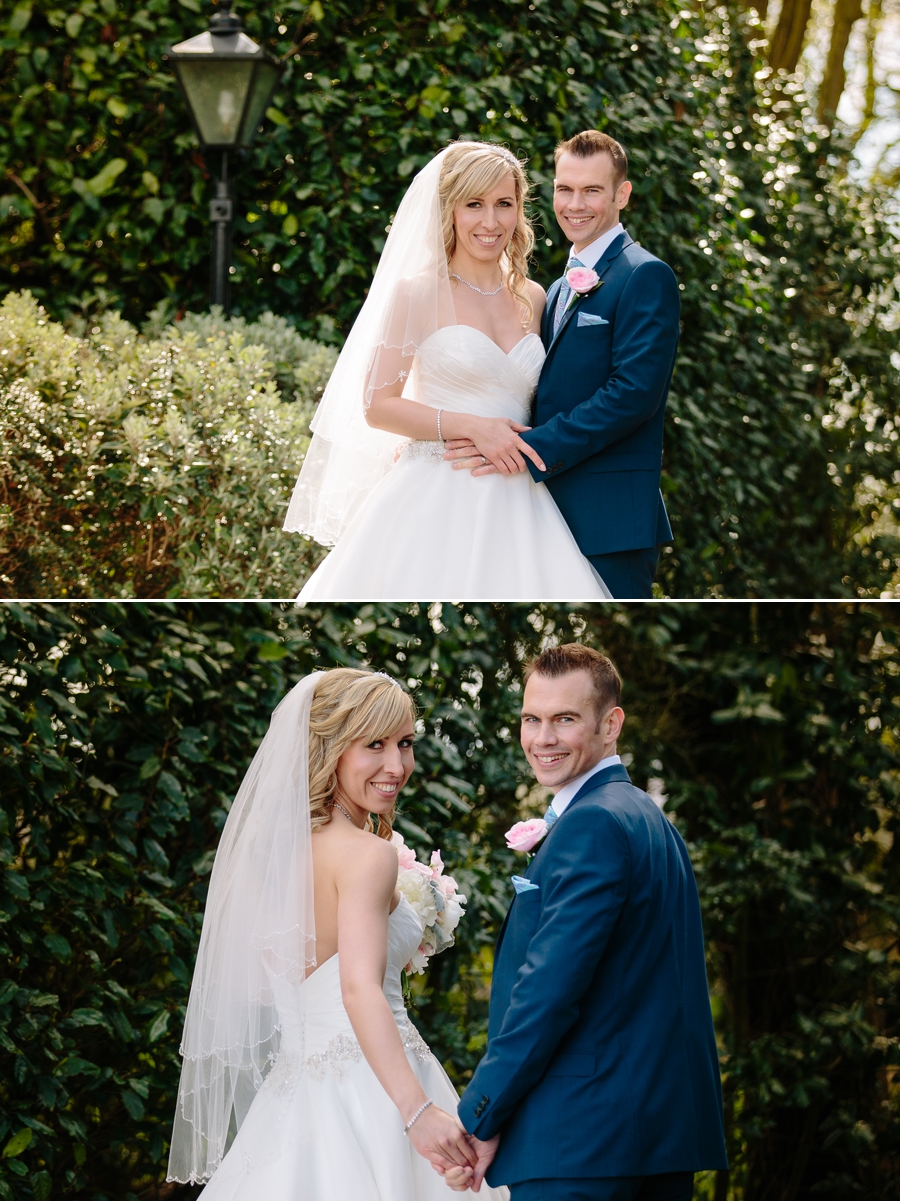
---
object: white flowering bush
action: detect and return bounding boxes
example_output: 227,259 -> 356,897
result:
0,291 -> 336,597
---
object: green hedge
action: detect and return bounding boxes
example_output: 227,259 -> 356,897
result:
1,0 -> 898,596
0,291 -> 335,597
1,601 -> 898,1200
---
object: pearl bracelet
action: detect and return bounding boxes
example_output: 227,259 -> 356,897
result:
403,1099 -> 433,1134
436,408 -> 443,441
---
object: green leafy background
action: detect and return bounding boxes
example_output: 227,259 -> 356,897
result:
0,0 -> 899,597
1,601 -> 898,1200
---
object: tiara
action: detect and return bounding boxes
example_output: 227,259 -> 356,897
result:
374,670 -> 403,689
490,144 -> 521,168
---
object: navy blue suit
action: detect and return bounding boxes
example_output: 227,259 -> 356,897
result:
519,232 -> 679,598
457,765 -> 727,1191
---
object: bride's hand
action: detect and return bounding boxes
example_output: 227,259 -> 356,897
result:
452,417 -> 546,476
405,1104 -> 478,1173
435,1162 -> 475,1191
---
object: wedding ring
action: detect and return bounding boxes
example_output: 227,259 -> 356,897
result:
481,456 -> 486,466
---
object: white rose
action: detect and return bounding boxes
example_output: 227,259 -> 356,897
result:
407,947 -> 429,975
397,869 -> 438,928
438,894 -> 465,934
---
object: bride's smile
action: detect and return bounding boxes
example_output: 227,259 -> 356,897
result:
334,726 -> 416,824
452,174 -> 518,275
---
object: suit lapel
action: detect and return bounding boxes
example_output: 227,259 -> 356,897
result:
566,762 -> 632,808
547,231 -> 633,352
521,762 -> 633,875
495,764 -> 632,971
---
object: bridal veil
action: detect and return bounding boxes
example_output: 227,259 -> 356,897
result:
167,673 -> 322,1184
283,148 -> 460,546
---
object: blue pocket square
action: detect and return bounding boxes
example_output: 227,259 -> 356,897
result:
512,875 -> 540,894
577,312 -> 609,327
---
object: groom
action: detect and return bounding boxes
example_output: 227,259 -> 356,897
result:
448,131 -> 679,599
449,643 -> 727,1199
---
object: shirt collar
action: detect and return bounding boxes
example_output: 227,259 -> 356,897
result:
550,754 -> 622,818
569,223 -> 625,271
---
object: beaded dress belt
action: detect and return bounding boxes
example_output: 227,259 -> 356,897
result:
405,439 -> 446,463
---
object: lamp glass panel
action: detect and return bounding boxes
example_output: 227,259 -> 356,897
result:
238,60 -> 282,146
176,59 -> 255,147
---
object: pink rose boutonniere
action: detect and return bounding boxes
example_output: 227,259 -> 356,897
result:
565,265 -> 602,311
505,818 -> 549,853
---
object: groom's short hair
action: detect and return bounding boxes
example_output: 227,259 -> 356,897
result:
554,130 -> 628,187
525,644 -> 622,716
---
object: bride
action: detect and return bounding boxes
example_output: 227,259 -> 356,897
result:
283,142 -> 610,600
167,669 -> 506,1199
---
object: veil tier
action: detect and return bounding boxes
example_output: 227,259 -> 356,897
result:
283,149 -> 457,547
167,673 -> 322,1184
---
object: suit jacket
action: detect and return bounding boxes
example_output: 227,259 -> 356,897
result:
457,765 -> 728,1184
519,231 -> 679,556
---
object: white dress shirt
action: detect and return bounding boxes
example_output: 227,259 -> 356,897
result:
550,754 -> 622,818
569,222 -> 624,271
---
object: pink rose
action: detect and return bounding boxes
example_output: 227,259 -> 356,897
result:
430,849 -> 444,877
438,874 -> 458,898
566,266 -> 600,294
505,818 -> 549,853
391,832 -> 417,871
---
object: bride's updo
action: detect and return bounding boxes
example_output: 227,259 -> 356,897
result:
308,668 -> 414,839
439,141 -> 536,326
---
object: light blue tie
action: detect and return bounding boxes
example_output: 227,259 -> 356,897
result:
553,256 -> 586,335
544,803 -> 559,828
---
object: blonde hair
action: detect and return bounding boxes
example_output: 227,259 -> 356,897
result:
308,668 -> 415,841
439,142 -> 535,327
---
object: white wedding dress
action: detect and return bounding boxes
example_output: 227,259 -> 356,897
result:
295,325 -> 610,600
198,895 -> 509,1201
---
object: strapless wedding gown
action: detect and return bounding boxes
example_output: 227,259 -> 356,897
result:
296,326 -> 610,600
198,896 -> 508,1201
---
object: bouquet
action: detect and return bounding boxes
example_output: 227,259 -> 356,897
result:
391,832 -> 467,974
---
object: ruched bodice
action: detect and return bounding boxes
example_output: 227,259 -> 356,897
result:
414,327 -> 544,422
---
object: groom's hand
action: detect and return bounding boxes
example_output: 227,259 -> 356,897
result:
444,439 -> 501,476
443,421 -> 545,477
431,1133 -> 500,1193
468,1133 -> 501,1191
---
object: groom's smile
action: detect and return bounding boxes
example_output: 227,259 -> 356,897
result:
520,668 -> 622,792
553,150 -> 632,253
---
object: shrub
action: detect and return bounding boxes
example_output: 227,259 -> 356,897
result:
0,291 -> 335,597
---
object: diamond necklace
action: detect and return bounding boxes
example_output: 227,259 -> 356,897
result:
451,271 -> 503,297
333,800 -> 356,824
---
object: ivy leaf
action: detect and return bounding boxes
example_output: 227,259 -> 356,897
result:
77,158 -> 128,198
1,1129 -> 32,1159
8,5 -> 31,34
148,1010 -> 170,1042
121,1090 -> 145,1121
43,933 -> 72,963
258,641 -> 289,661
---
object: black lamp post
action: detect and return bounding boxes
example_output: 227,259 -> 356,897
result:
165,1 -> 284,312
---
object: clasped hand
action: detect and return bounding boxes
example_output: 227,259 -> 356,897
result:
431,1133 -> 501,1193
405,1103 -> 478,1178
443,416 -> 546,477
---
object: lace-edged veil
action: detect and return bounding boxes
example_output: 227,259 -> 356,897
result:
283,148 -> 457,547
167,673 -> 323,1184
